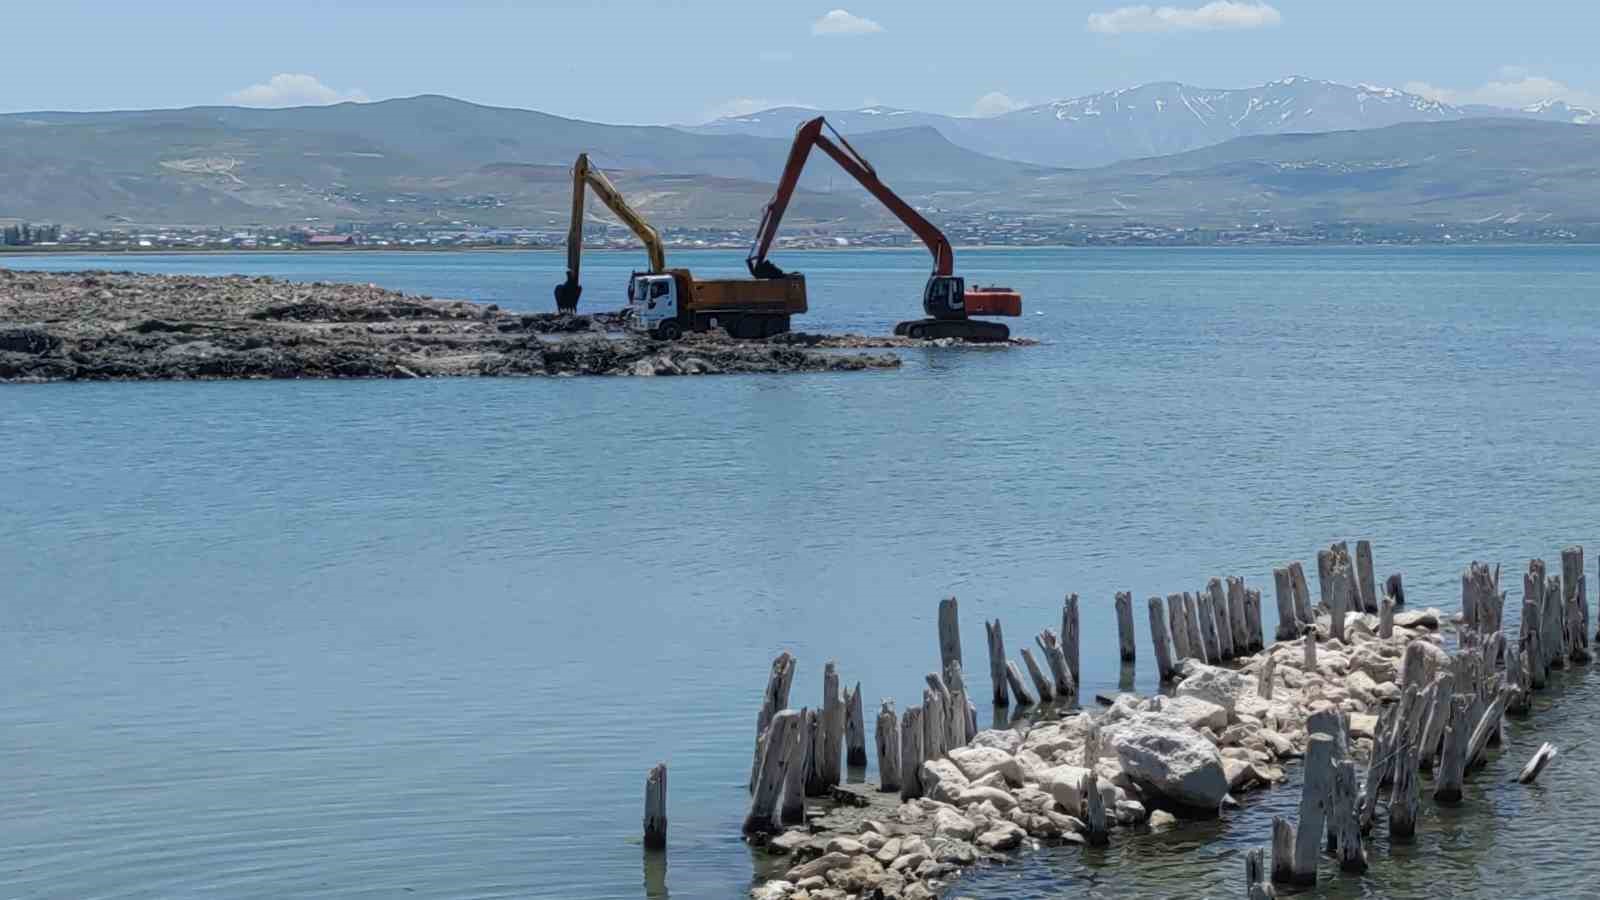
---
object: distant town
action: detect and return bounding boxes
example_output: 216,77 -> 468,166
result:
2,217 -> 1596,254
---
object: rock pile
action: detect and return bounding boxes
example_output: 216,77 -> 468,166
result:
747,606 -> 1444,900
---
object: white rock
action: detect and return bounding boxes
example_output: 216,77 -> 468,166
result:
957,785 -> 1019,811
920,758 -> 969,804
968,728 -> 1024,755
1163,695 -> 1229,732
1148,809 -> 1179,831
825,837 -> 867,855
1013,749 -> 1053,784
948,746 -> 1023,785
1393,608 -> 1441,630
933,807 -> 977,841
975,820 -> 1026,851
751,880 -> 796,900
1106,716 -> 1229,810
1174,664 -> 1249,717
1040,764 -> 1093,816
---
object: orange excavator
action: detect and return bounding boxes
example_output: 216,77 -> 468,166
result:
746,117 -> 1021,342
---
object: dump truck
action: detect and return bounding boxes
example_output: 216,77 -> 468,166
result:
554,153 -> 805,339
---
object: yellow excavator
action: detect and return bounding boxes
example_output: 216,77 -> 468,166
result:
553,153 -> 805,339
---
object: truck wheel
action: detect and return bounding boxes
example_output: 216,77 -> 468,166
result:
656,321 -> 683,341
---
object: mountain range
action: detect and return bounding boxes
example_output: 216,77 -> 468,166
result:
0,78 -> 1597,233
689,77 -> 1598,168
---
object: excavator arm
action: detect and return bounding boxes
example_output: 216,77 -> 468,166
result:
747,117 -> 954,279
555,153 -> 667,312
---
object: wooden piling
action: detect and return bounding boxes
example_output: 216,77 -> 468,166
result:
1417,672 -> 1454,769
1524,590 -> 1547,690
820,662 -> 845,789
1333,760 -> 1366,872
1226,576 -> 1250,656
1291,733 -> 1336,885
1390,736 -> 1420,840
1465,687 -> 1509,770
1209,577 -> 1236,660
1387,572 -> 1406,607
985,619 -> 1010,706
1356,540 -> 1377,614
1114,591 -> 1137,663
645,762 -> 669,848
1198,588 -> 1223,663
1302,626 -> 1318,673
1517,742 -> 1558,784
925,672 -> 957,754
1543,574 -> 1567,670
1434,696 -> 1470,802
780,709 -> 810,824
747,710 -> 800,834
1149,596 -> 1176,682
1004,660 -> 1036,707
1289,561 -> 1313,625
1062,593 -> 1081,686
1167,592 -> 1192,661
875,700 -> 900,792
1562,546 -> 1589,662
1328,558 -> 1352,643
898,706 -> 924,801
1357,700 -> 1399,833
1258,651 -> 1277,700
845,682 -> 867,767
1380,594 -> 1395,639
937,596 -> 964,678
1316,549 -> 1334,613
1183,592 -> 1207,664
749,651 -> 797,791
921,687 -> 945,766
1270,816 -> 1295,886
943,664 -> 970,749
1245,847 -> 1275,900
1082,770 -> 1109,846
1019,647 -> 1055,703
1037,629 -> 1075,697
1273,567 -> 1298,641
1245,587 -> 1265,652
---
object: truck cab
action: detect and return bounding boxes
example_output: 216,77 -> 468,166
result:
628,273 -> 684,339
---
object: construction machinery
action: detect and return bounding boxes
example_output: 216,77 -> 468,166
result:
747,117 -> 1021,342
554,153 -> 805,339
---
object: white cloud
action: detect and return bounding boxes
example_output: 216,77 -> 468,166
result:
1087,1 -> 1281,34
972,92 -> 1028,117
702,98 -> 814,121
812,9 -> 884,36
1404,70 -> 1600,110
227,74 -> 368,108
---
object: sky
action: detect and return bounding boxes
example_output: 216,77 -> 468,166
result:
7,0 -> 1599,123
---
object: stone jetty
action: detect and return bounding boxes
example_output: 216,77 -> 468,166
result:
740,545 -> 1460,900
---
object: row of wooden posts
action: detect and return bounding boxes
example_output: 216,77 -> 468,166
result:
1247,546 -> 1592,895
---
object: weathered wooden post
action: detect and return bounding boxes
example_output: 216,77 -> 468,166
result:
1417,672 -> 1454,769
898,706 -> 924,801
845,683 -> 867,767
1518,742 -> 1558,784
1390,737 -> 1420,840
985,619 -> 1010,706
1466,687 -> 1509,770
1019,647 -> 1055,703
1291,733 -> 1336,885
1386,572 -> 1406,607
1082,770 -> 1109,846
1226,576 -> 1250,654
1082,721 -> 1102,769
1357,702 -> 1399,833
943,664 -> 970,749
1316,548 -> 1334,613
1333,760 -> 1366,872
1167,592 -> 1192,661
1245,847 -> 1274,900
1037,629 -> 1074,697
1273,567 -> 1298,641
1562,546 -> 1589,661
820,662 -> 845,789
746,711 -> 800,834
1003,660 -> 1036,706
1270,816 -> 1295,886
1356,540 -> 1377,613
1198,588 -> 1223,663
921,687 -> 945,765
1245,587 -> 1265,652
1209,577 -> 1236,659
925,672 -> 955,754
1183,592 -> 1207,664
1434,696 -> 1470,802
1149,596 -> 1176,682
875,700 -> 900,792
1289,562 -> 1313,624
645,762 -> 669,848
1327,558 -> 1352,643
1302,625 -> 1318,673
749,651 -> 797,791
1379,594 -> 1395,639
1543,574 -> 1566,670
938,596 -> 962,674
1114,591 -> 1137,663
1062,593 -> 1081,686
781,710 -> 810,824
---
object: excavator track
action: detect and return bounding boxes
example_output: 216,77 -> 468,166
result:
894,318 -> 1010,343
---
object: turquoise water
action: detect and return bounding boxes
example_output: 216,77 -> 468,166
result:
4,247 -> 1600,899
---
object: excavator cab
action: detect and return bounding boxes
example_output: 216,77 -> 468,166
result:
923,275 -> 967,320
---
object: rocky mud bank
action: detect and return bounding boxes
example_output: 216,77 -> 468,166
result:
0,269 -> 907,382
748,606 -> 1445,900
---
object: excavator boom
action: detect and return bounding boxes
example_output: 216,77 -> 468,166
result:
555,153 -> 667,312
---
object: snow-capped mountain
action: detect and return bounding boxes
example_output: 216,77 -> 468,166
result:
688,77 -> 1597,168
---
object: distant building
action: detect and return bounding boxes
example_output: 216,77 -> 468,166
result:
306,234 -> 355,247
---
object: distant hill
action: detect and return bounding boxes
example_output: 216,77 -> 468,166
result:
0,96 -> 1053,227
689,77 -> 1600,168
1002,118 -> 1600,226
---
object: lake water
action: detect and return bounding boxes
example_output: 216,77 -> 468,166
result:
4,246 -> 1600,899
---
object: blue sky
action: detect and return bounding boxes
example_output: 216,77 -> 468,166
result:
8,0 -> 1598,122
